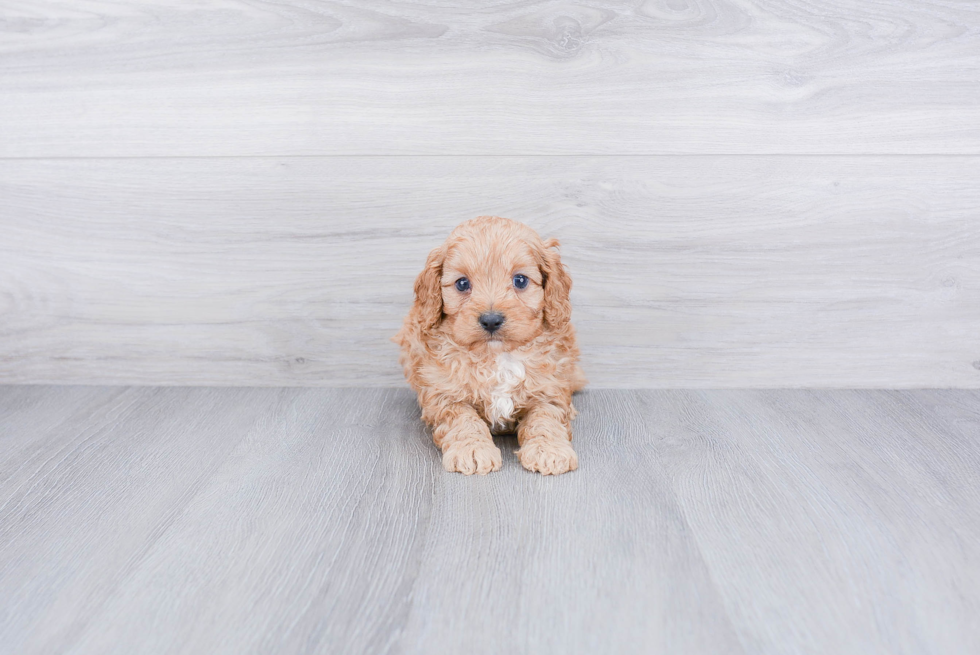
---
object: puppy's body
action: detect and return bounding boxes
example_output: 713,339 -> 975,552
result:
410,328 -> 584,435
395,216 -> 585,475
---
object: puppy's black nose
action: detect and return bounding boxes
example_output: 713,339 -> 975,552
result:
478,312 -> 505,334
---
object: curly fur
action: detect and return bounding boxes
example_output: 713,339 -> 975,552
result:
394,216 -> 585,475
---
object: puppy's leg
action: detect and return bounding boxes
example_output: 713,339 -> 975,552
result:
431,403 -> 502,475
517,402 -> 578,476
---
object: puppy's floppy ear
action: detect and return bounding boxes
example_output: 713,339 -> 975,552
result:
539,237 -> 572,330
410,245 -> 445,332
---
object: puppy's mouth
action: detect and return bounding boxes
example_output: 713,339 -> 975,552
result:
476,330 -> 509,349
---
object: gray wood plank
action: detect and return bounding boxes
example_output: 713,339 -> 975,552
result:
0,387 -> 278,655
2,156 -> 978,387
50,388 -> 438,655
0,386 -> 115,472
392,390 -> 743,655
0,387 -> 746,655
2,387 -> 980,654
639,389 -> 980,654
1,1 -> 979,156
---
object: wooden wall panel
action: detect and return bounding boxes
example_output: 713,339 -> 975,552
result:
2,156 -> 978,387
1,0 -> 979,156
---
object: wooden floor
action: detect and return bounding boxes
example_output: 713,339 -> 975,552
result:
1,386 -> 978,654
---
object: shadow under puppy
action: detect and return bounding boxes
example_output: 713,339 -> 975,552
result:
395,216 -> 586,475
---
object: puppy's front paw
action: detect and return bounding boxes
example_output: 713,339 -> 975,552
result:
442,439 -> 502,475
518,438 -> 578,476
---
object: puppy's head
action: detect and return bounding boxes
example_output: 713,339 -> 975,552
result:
409,216 -> 572,349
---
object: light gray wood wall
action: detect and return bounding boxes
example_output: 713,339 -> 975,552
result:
1,1 -> 978,387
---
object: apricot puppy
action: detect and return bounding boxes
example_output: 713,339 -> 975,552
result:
394,216 -> 585,475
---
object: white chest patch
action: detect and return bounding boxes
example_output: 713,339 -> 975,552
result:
487,351 -> 526,430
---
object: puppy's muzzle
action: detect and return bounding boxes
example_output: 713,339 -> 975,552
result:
478,312 -> 505,334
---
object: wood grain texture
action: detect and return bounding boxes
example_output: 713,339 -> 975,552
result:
395,390 -> 742,654
640,389 -> 980,653
2,156 -> 978,387
1,0 -> 979,156
1,387 -> 979,654
0,386 -> 283,654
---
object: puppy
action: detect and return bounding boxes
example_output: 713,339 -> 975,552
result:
394,216 -> 586,475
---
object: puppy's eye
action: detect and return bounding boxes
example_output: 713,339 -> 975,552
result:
455,277 -> 471,292
513,274 -> 529,290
